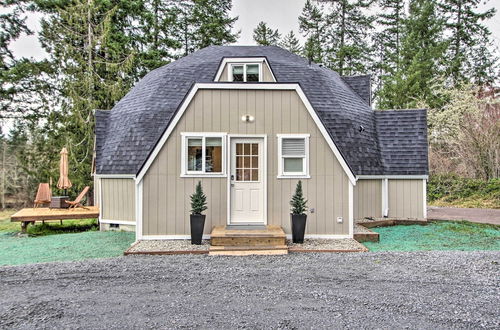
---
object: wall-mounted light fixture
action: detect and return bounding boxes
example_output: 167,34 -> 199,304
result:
241,114 -> 255,123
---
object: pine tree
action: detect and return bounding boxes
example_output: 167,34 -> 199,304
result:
280,31 -> 302,55
298,0 -> 326,63
0,1 -> 50,120
190,0 -> 238,50
253,21 -> 281,46
36,0 -> 138,192
378,0 -> 447,109
190,181 -> 207,215
322,0 -> 375,75
439,0 -> 498,85
290,181 -> 308,215
372,0 -> 406,99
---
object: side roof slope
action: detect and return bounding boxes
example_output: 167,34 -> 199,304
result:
95,46 -> 427,177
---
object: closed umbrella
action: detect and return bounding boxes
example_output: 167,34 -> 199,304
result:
57,147 -> 72,194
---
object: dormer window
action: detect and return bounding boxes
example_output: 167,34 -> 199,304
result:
230,63 -> 261,82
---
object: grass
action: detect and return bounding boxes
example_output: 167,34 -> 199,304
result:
364,221 -> 500,252
0,208 -> 135,266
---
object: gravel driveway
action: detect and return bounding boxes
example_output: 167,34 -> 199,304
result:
1,251 -> 499,329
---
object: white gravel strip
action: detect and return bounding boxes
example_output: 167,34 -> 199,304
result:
288,238 -> 366,251
128,239 -> 210,253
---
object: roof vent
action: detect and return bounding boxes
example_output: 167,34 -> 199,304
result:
358,125 -> 365,133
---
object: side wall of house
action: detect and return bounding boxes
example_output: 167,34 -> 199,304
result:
141,89 -> 351,236
354,179 -> 382,219
218,62 -> 275,82
99,178 -> 136,222
388,179 -> 425,219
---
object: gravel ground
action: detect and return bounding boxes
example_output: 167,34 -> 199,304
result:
128,239 -> 210,253
288,238 -> 366,251
354,223 -> 374,234
0,251 -> 499,329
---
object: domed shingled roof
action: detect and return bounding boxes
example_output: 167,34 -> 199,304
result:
95,46 -> 428,176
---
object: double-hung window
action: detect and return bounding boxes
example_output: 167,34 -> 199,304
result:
181,133 -> 226,176
278,134 -> 310,178
230,63 -> 261,82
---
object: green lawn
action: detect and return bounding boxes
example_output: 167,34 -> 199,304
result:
364,221 -> 500,252
0,209 -> 135,266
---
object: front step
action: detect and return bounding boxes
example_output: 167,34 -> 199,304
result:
210,225 -> 286,246
209,245 -> 288,256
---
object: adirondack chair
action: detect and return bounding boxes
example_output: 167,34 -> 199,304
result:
65,186 -> 90,209
34,183 -> 52,208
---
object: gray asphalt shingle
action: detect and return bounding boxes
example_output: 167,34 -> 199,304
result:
95,46 -> 428,176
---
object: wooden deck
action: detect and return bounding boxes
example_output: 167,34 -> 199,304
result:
10,206 -> 99,232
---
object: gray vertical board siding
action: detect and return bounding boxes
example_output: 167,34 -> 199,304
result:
101,178 -> 135,221
388,179 -> 425,218
354,179 -> 382,219
142,89 -> 350,236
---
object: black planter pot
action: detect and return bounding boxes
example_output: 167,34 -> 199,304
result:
291,214 -> 307,243
190,214 -> 206,245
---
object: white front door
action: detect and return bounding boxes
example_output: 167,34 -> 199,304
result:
229,138 -> 265,224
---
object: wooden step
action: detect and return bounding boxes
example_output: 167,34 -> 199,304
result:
209,245 -> 288,256
210,225 -> 286,247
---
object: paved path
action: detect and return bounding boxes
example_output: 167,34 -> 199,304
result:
1,252 -> 499,329
428,206 -> 500,225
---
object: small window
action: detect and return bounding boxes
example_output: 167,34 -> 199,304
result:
230,63 -> 261,82
182,134 -> 226,176
278,134 -> 310,178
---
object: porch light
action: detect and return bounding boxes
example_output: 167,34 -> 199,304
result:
241,114 -> 255,123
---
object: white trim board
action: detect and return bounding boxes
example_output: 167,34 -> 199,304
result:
94,174 -> 136,179
100,219 -> 136,226
136,83 -> 356,185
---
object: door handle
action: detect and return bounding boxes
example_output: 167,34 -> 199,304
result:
231,175 -> 234,180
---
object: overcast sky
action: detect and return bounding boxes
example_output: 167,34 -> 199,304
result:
6,0 -> 500,60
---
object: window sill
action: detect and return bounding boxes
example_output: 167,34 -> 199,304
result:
277,175 -> 311,179
180,174 -> 227,178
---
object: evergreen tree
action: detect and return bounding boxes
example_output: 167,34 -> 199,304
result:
190,181 -> 207,215
298,0 -> 326,63
378,0 -> 447,109
322,0 -> 375,75
290,181 -> 308,215
253,21 -> 281,46
190,0 -> 238,51
280,31 -> 302,55
35,0 -> 138,192
439,0 -> 498,85
372,0 -> 406,99
0,0 -> 50,120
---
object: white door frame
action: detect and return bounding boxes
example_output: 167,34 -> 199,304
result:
226,134 -> 267,225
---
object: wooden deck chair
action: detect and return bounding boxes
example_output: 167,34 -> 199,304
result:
34,183 -> 52,208
65,186 -> 90,209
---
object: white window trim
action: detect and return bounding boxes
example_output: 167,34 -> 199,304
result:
180,132 -> 227,177
214,57 -> 276,82
228,63 -> 263,82
277,134 -> 310,178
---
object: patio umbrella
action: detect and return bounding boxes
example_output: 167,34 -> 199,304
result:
57,147 -> 72,195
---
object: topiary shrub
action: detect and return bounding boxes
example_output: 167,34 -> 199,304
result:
190,181 -> 207,215
290,180 -> 308,215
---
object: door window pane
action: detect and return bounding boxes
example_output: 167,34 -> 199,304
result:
205,137 -> 222,172
246,64 -> 259,82
284,158 -> 303,172
232,65 -> 244,81
187,138 -> 202,171
235,143 -> 259,182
